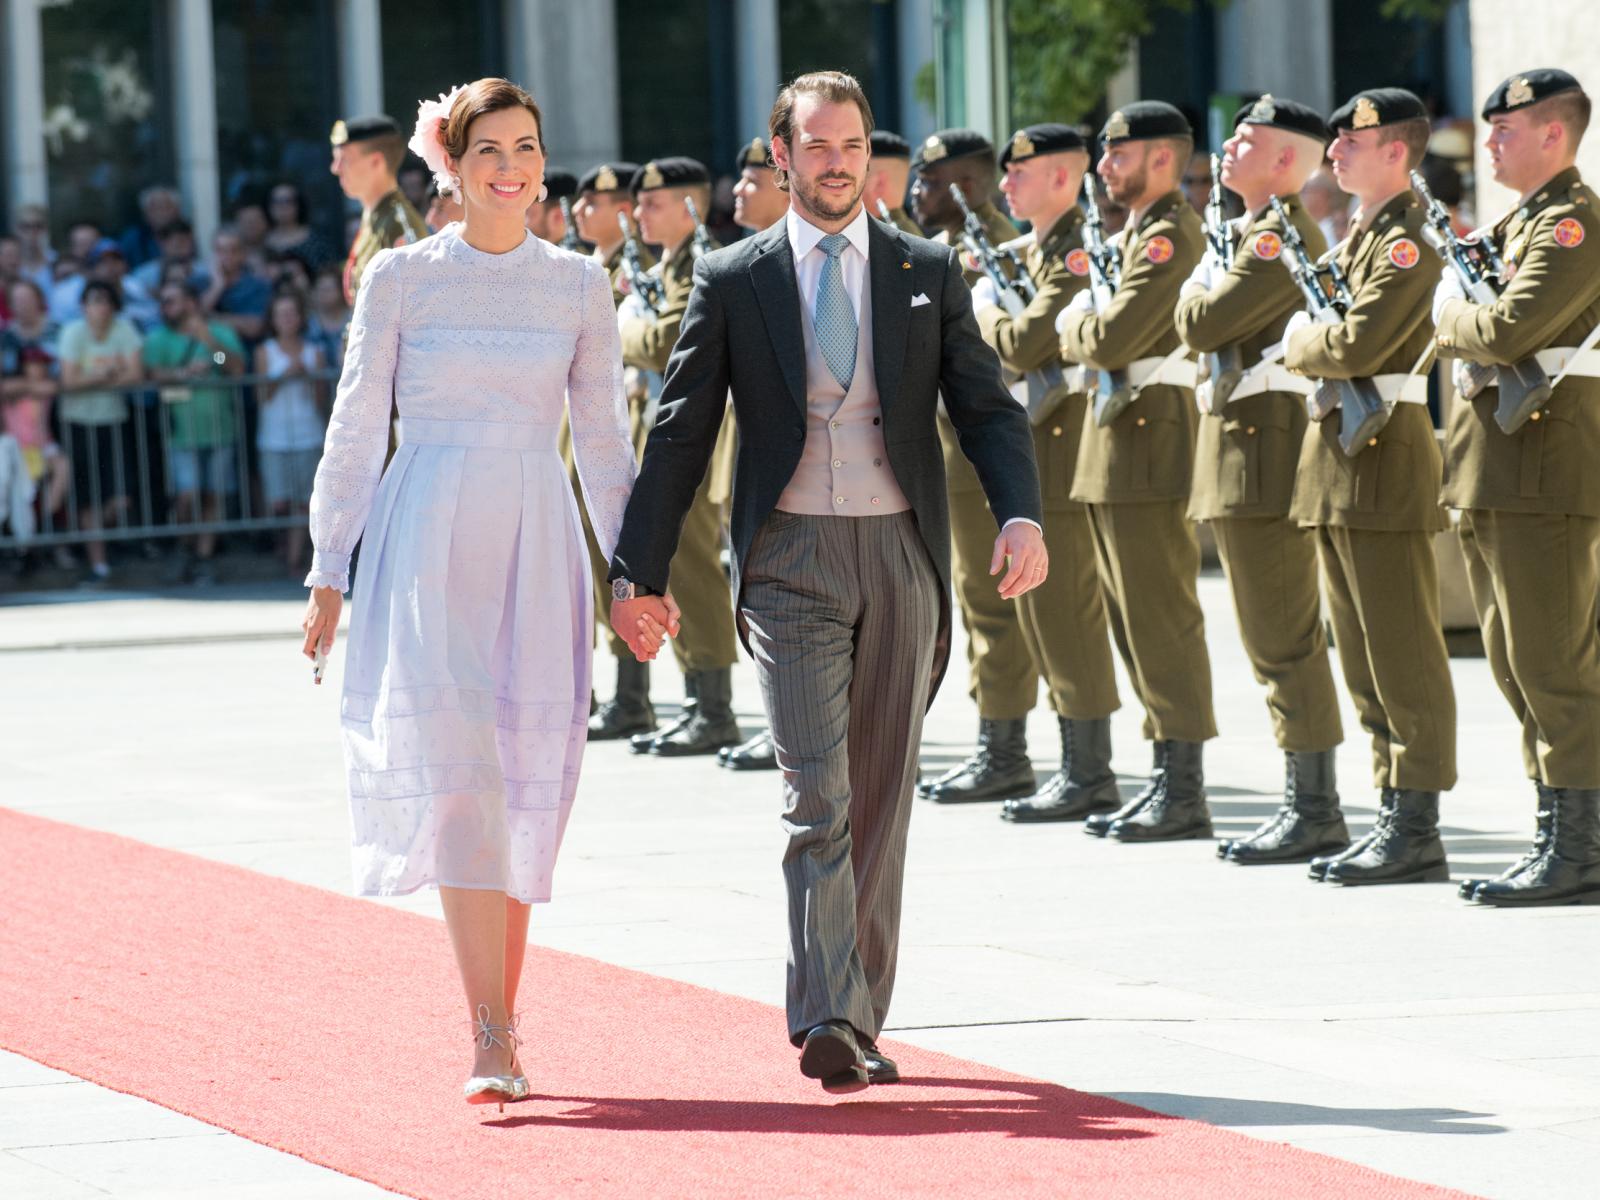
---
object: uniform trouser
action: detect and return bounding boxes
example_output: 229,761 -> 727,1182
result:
938,413 -> 1036,719
1085,500 -> 1217,743
1316,525 -> 1457,790
1457,509 -> 1600,787
1211,515 -> 1344,752
1017,502 -> 1120,719
740,512 -> 939,1043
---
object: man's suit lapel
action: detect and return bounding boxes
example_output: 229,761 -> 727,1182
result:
868,219 -> 911,412
748,221 -> 807,418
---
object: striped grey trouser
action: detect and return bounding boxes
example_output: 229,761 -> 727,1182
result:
740,510 -> 940,1045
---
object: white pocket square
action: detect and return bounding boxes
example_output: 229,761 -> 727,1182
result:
911,293 -> 931,308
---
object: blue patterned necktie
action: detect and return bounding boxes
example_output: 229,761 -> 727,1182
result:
814,232 -> 857,391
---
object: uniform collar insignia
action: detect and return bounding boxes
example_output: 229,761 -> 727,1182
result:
1352,97 -> 1380,129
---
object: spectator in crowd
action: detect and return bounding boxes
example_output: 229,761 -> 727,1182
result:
1,280 -> 60,368
1,345 -> 70,548
264,181 -> 332,269
425,181 -> 464,232
12,204 -> 55,292
66,221 -> 102,264
143,280 -> 245,584
1182,148 -> 1216,214
118,185 -> 183,269
265,249 -> 315,297
397,159 -> 431,216
254,290 -> 326,574
201,227 -> 271,345
0,236 -> 22,320
48,252 -> 92,325
1302,163 -> 1351,246
232,201 -> 272,273
132,219 -> 211,295
86,240 -> 157,331
57,279 -> 142,583
306,268 -> 350,369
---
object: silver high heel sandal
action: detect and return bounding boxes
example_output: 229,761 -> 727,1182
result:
463,1003 -> 530,1112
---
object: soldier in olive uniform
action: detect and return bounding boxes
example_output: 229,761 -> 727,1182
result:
1433,70 -> 1600,907
526,169 -> 579,245
907,129 -> 1038,804
865,131 -> 922,235
1175,97 -> 1349,864
1058,101 -> 1218,841
564,162 -> 660,740
330,115 -> 429,306
618,158 -> 742,756
1282,89 -> 1457,886
963,124 -> 1124,824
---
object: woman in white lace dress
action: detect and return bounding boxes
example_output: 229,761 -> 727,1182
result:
300,78 -> 671,1107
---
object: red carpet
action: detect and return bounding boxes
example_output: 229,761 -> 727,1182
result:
0,808 -> 1479,1200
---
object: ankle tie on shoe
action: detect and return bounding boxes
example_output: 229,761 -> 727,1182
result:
472,1003 -> 522,1051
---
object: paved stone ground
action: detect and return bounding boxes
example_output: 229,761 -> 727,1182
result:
3,576 -> 1598,1199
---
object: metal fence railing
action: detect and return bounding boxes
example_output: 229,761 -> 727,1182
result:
0,369 -> 339,551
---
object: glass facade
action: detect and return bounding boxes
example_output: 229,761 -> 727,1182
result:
212,0 -> 344,250
39,0 -> 173,241
380,0 -> 504,131
616,0 -> 720,170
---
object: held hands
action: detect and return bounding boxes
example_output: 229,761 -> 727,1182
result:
609,593 -> 682,662
990,522 -> 1049,600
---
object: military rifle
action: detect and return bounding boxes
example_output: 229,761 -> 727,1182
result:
1079,176 -> 1134,426
1199,153 -> 1245,409
1410,168 -> 1550,433
683,195 -> 715,262
616,212 -> 665,313
1270,194 -> 1389,455
947,183 -> 1037,312
875,198 -> 894,224
558,197 -> 581,253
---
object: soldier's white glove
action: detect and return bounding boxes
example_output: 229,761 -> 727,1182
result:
1432,271 -> 1466,326
617,291 -> 652,328
1056,288 -> 1095,334
1282,309 -> 1314,344
1183,250 -> 1221,297
970,276 -> 1000,315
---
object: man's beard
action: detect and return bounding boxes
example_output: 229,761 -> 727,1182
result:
794,171 -> 864,221
1106,163 -> 1147,207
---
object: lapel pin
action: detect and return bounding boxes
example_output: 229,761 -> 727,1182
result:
902,262 -> 910,270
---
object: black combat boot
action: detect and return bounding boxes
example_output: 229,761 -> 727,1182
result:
1308,789 -> 1392,881
631,674 -> 697,754
721,728 -> 779,771
1001,717 -> 1119,823
1474,789 -> 1600,907
652,668 -> 742,756
1112,740 -> 1212,841
923,718 -> 1036,804
1324,789 -> 1449,885
1086,740 -> 1167,837
1227,750 -> 1350,864
1459,784 -> 1556,901
589,658 -> 656,740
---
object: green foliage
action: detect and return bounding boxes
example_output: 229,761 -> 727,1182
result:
1007,0 -> 1197,126
1379,0 -> 1454,20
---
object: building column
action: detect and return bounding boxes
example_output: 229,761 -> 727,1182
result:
1214,0 -> 1334,115
506,0 -> 621,170
171,0 -> 221,246
896,0 -> 937,144
335,0 -> 383,119
734,0 -> 780,139
4,0 -> 49,210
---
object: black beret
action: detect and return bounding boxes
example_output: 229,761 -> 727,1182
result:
1233,94 -> 1329,143
542,170 -> 578,202
1100,101 -> 1192,145
870,130 -> 911,159
999,123 -> 1087,167
735,136 -> 771,172
1329,88 -> 1428,132
630,157 -> 711,193
911,129 -> 994,170
578,161 -> 640,195
331,115 -> 400,146
1481,69 -> 1585,119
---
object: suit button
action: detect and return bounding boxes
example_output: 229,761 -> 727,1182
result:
1530,411 -> 1543,421
1246,425 -> 1257,435
1052,426 -> 1063,436
832,459 -> 844,468
1136,417 -> 1147,427
871,497 -> 881,505
835,496 -> 845,504
830,421 -> 841,430
873,417 -> 880,425
874,458 -> 883,466
1368,437 -> 1378,446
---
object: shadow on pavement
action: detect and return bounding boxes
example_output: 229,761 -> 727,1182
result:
1106,1092 -> 1507,1135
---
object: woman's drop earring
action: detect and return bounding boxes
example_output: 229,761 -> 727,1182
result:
450,175 -> 461,193
536,184 -> 548,203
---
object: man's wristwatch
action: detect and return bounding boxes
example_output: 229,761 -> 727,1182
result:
611,578 -> 657,601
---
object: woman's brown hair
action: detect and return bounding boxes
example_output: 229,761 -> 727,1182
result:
441,77 -> 546,163
767,71 -> 874,192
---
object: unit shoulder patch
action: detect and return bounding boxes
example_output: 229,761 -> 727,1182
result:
1145,235 -> 1174,264
1553,217 -> 1586,248
1252,231 -> 1282,261
1064,247 -> 1091,276
1387,238 -> 1420,269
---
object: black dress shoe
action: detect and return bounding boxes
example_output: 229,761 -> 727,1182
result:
860,1040 -> 899,1084
721,729 -> 778,771
798,1022 -> 868,1094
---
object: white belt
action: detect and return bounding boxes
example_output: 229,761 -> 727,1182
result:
1534,346 -> 1600,379
1127,352 -> 1196,391
1371,373 -> 1429,405
1227,364 -> 1314,401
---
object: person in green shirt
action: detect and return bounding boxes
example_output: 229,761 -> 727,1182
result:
144,279 -> 245,579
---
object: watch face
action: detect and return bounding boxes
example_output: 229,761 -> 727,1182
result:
612,579 -> 633,601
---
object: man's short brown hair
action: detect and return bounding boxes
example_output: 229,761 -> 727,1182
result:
768,70 -> 875,192
1389,117 -> 1432,170
1530,90 -> 1593,147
